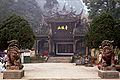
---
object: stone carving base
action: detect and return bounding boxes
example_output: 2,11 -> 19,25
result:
6,66 -> 19,70
3,70 -> 24,79
98,70 -> 119,79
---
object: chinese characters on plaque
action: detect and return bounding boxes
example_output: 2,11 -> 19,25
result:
58,25 -> 68,30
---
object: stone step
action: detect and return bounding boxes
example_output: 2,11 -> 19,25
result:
28,78 -> 100,80
47,57 -> 72,63
30,57 -> 48,63
47,59 -> 71,61
47,61 -> 71,63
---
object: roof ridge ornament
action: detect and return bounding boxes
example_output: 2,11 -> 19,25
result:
78,9 -> 83,19
62,3 -> 67,13
70,6 -> 73,12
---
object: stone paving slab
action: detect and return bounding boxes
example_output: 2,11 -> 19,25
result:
22,63 -> 99,79
0,63 -> 120,80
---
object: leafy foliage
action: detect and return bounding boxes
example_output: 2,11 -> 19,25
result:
0,0 -> 42,29
83,0 -> 120,19
0,14 -> 35,50
114,19 -> 120,47
84,13 -> 120,48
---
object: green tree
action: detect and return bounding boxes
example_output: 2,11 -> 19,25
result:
114,19 -> 120,47
0,0 -> 42,29
84,13 -> 120,48
0,14 -> 35,50
83,0 -> 120,19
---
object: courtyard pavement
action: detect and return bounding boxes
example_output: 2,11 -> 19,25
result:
0,63 -> 120,80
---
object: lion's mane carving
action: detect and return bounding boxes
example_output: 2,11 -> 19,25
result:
99,40 -> 115,70
7,40 -> 23,70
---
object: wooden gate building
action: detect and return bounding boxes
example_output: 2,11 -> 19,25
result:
35,6 -> 89,56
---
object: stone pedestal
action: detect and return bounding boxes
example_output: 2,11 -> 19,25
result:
98,70 -> 119,79
3,70 -> 24,79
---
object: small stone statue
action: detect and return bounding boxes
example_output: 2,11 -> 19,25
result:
6,40 -> 23,70
98,40 -> 115,70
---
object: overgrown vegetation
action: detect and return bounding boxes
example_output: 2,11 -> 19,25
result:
84,13 -> 120,48
0,0 -> 42,29
0,14 -> 35,50
83,0 -> 120,19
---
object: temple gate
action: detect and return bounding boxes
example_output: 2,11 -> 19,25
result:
35,5 -> 89,56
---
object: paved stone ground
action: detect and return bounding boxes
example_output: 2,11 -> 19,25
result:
0,63 -> 120,80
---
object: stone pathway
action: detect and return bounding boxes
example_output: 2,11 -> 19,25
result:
23,63 -> 99,79
0,63 -> 120,80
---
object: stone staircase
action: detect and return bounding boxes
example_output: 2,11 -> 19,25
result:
30,56 -> 48,63
47,56 -> 72,63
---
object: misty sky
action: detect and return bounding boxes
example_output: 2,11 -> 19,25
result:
36,0 -> 88,16
57,0 -> 88,14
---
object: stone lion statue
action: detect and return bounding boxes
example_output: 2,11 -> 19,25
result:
6,40 -> 23,70
99,40 -> 115,70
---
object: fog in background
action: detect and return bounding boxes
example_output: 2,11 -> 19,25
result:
36,0 -> 88,16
